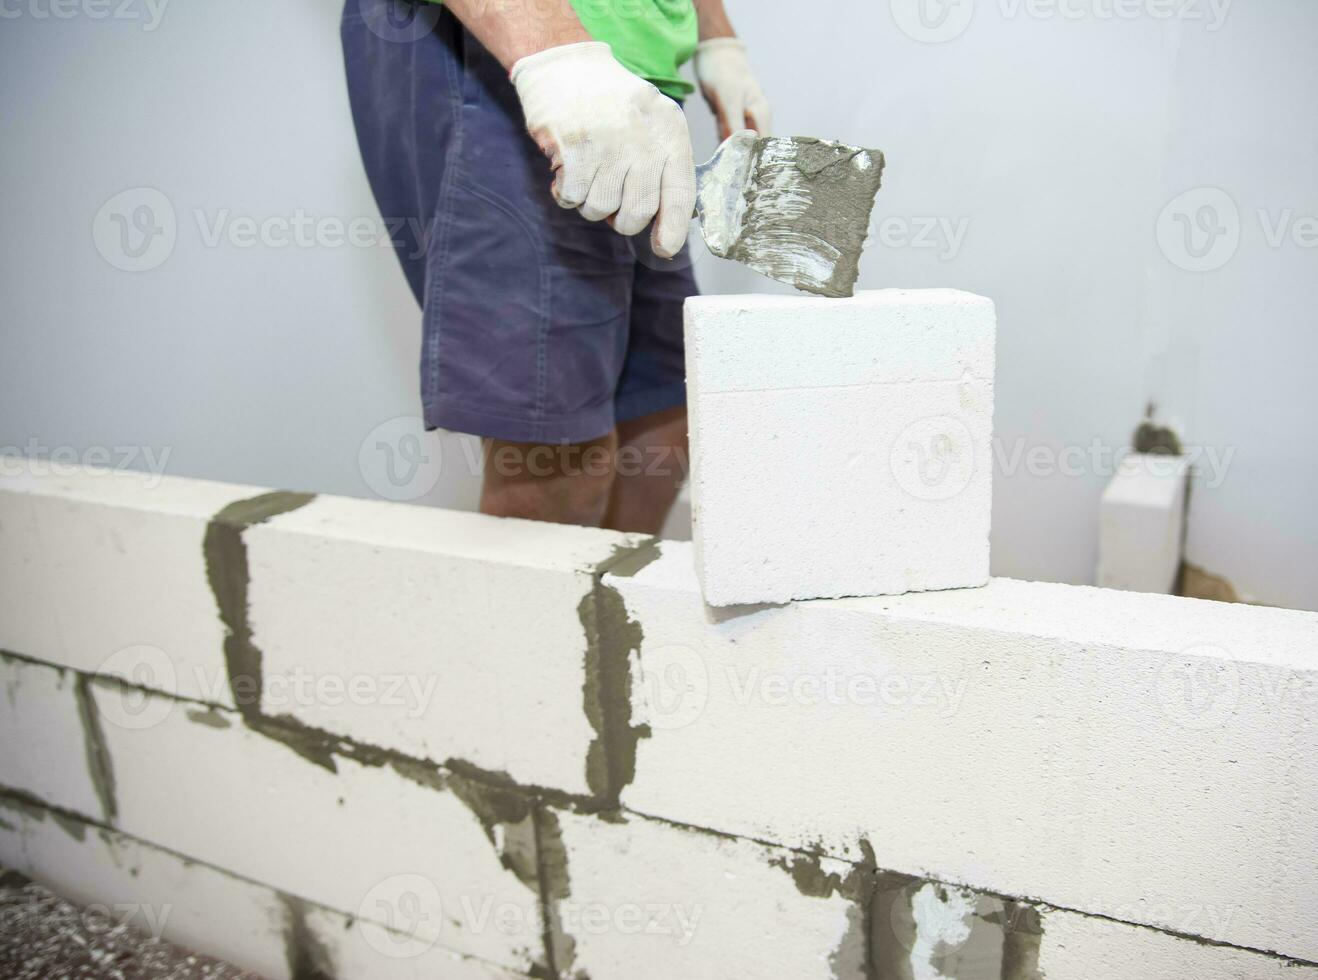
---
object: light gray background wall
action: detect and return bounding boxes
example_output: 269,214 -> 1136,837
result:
2,0 -> 1315,608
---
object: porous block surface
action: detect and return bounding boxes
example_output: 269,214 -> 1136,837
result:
684,289 -> 995,606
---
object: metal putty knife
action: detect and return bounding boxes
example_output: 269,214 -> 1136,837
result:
694,130 -> 886,299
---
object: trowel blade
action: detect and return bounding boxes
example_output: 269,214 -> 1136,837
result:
695,131 -> 886,299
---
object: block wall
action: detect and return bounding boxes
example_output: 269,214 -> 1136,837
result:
1,464 -> 1315,979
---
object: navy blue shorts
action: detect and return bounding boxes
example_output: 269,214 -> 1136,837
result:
342,0 -> 699,444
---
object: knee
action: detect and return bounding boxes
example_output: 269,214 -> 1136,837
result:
480,439 -> 616,527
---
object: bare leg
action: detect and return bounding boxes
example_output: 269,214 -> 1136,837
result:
480,434 -> 618,527
602,406 -> 688,534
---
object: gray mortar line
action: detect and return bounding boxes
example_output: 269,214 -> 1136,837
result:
578,537 -> 661,810
0,649 -> 236,713
281,893 -> 336,980
21,510 -> 1306,970
73,674 -> 117,824
202,490 -> 316,721
617,803 -> 1318,968
530,805 -> 561,980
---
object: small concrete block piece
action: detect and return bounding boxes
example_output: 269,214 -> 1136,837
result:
684,288 -> 995,605
0,653 -> 106,820
1097,452 -> 1190,593
0,463 -> 261,707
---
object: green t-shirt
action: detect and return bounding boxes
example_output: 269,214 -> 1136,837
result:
568,0 -> 697,98
429,0 -> 697,99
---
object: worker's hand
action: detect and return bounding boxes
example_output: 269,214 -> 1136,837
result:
694,37 -> 771,141
511,41 -> 697,259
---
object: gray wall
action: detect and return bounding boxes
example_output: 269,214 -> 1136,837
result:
2,0 -> 1315,608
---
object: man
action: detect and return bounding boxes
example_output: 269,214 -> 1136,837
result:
342,0 -> 769,533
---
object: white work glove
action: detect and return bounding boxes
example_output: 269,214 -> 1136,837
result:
693,37 -> 772,141
511,41 -> 697,259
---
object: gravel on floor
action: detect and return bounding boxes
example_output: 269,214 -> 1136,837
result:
0,869 -> 263,980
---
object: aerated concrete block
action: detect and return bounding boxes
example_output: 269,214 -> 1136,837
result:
0,799 -> 533,980
0,464 -> 261,707
0,652 -> 107,820
89,680 -> 548,974
684,289 -> 995,606
245,495 -> 648,796
551,808 -> 862,979
1097,452 -> 1190,593
609,541 -> 1318,961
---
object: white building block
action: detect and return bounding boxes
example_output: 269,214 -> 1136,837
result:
1038,906 -> 1318,980
0,800 -> 533,980
551,808 -> 1316,980
1097,452 -> 1190,593
0,797 -> 293,980
684,289 -> 995,606
89,680 -> 548,974
552,808 -> 862,979
0,653 -> 107,820
610,541 -> 1318,961
246,495 -> 647,796
0,464 -> 262,707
